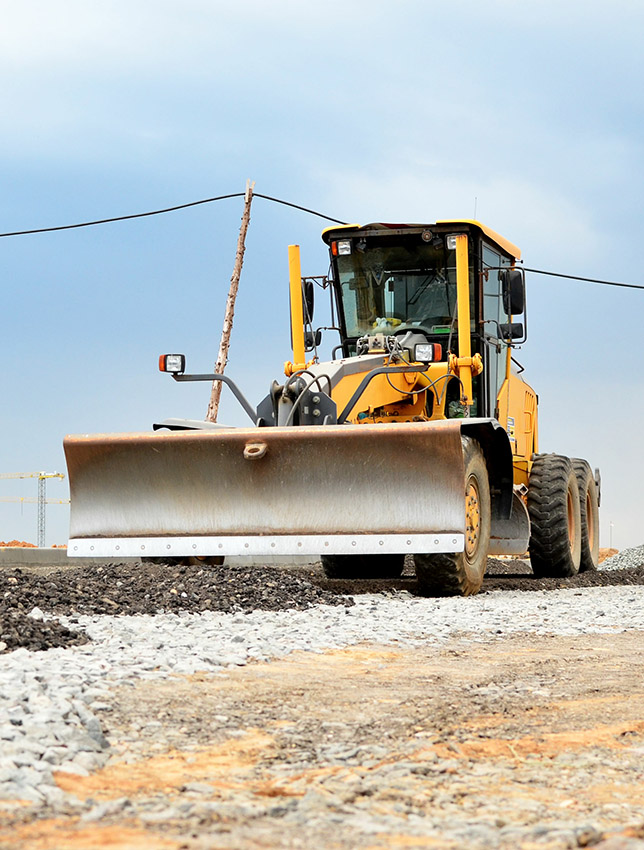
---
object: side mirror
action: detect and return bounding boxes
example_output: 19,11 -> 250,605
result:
304,329 -> 322,351
499,322 -> 524,340
501,268 -> 525,315
303,279 -> 315,322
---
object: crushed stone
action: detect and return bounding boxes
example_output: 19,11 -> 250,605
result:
1,562 -> 353,654
597,544 -> 644,571
4,555 -> 644,654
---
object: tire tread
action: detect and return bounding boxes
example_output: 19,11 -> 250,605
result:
571,458 -> 599,572
415,436 -> 490,597
528,454 -> 581,577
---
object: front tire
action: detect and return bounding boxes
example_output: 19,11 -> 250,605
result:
528,454 -> 581,577
415,436 -> 490,596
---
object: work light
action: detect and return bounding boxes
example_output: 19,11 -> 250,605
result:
159,354 -> 186,374
414,343 -> 442,363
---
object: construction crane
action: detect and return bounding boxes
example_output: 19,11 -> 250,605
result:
0,472 -> 65,547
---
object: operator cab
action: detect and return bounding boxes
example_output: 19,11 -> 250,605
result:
322,221 -> 524,419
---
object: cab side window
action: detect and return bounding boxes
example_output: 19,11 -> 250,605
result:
481,245 -> 509,415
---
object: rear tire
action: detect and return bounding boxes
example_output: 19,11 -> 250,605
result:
528,454 -> 581,577
415,436 -> 490,596
572,459 -> 600,572
321,554 -> 405,580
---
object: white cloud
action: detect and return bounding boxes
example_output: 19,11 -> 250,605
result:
0,0 -> 373,74
321,165 -> 601,268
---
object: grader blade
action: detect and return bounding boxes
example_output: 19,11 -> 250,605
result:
64,420 -> 467,559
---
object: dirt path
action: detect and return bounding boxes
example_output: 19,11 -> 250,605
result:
2,631 -> 644,849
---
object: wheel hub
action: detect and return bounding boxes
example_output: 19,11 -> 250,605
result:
465,478 -> 481,557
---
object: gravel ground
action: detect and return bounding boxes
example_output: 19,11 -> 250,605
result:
595,544 -> 644,570
2,549 -> 644,848
0,562 -> 351,654
3,549 -> 644,656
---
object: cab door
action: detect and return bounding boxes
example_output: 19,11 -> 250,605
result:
480,244 -> 508,419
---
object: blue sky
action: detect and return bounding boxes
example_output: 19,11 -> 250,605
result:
1,0 -> 642,549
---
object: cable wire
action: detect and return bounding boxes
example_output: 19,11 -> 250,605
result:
254,194 -> 346,225
523,267 -> 644,291
4,197 -> 640,293
0,193 -> 244,237
0,192 -> 347,238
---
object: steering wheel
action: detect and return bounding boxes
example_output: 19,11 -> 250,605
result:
392,324 -> 432,337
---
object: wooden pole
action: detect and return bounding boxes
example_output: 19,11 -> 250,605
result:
206,180 -> 254,422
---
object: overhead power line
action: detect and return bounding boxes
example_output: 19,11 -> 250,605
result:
0,192 -> 347,238
254,193 -> 346,224
523,267 -> 644,292
0,197 -> 642,291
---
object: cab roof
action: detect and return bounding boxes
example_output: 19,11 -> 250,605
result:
321,220 -> 521,260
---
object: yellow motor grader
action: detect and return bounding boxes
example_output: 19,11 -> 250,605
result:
64,220 -> 600,595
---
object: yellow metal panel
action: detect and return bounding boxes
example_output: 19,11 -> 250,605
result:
321,224 -> 361,242
524,388 -> 538,455
288,245 -> 306,369
321,221 -> 521,260
329,367 -> 433,423
455,234 -> 473,406
437,219 -> 521,259
496,372 -> 538,487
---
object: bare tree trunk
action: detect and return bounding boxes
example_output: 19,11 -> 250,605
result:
206,181 -> 254,422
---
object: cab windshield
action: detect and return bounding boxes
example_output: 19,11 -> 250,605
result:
334,235 -> 462,338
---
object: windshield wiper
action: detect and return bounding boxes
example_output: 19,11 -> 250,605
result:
408,271 -> 447,306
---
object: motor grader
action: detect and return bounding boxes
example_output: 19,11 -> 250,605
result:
64,220 -> 600,595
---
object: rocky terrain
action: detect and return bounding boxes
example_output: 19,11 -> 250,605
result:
2,553 -> 644,655
1,551 -> 644,849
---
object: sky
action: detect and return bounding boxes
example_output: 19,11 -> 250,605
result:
1,0 -> 643,550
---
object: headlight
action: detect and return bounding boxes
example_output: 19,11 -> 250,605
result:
337,240 -> 352,255
414,343 -> 442,363
159,354 -> 186,374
